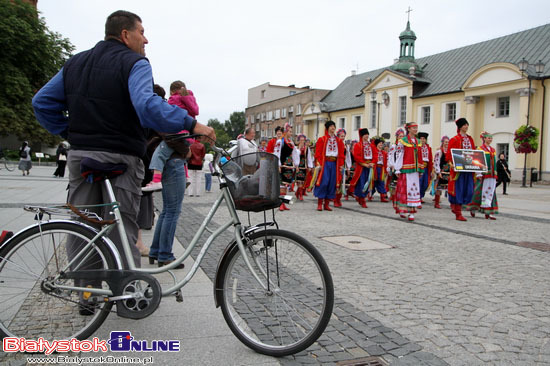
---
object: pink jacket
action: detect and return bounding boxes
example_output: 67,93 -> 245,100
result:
167,90 -> 199,118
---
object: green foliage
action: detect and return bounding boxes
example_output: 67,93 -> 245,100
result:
207,111 -> 246,150
224,111 -> 246,139
207,118 -> 231,149
0,0 -> 74,146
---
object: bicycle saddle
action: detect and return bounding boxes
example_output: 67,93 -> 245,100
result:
80,157 -> 127,183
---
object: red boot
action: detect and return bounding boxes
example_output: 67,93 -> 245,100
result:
359,197 -> 367,208
434,194 -> 441,209
317,198 -> 323,211
380,194 -> 389,202
324,199 -> 332,211
279,203 -> 290,211
344,194 -> 349,201
334,193 -> 342,207
455,204 -> 467,221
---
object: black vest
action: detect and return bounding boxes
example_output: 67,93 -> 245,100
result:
63,39 -> 147,157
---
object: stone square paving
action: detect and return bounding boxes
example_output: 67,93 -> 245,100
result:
1,165 -> 549,365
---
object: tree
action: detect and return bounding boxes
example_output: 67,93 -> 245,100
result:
0,0 -> 74,146
224,111 -> 245,139
207,118 -> 231,149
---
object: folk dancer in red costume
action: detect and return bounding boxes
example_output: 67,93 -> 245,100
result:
433,135 -> 450,209
344,139 -> 355,201
446,118 -> 476,221
387,128 -> 405,213
394,122 -> 426,221
266,126 -> 283,154
371,137 -> 389,202
314,121 -> 345,211
349,128 -> 373,208
417,132 -> 433,207
294,134 -> 312,201
466,132 -> 499,220
277,124 -> 299,211
334,128 -> 347,207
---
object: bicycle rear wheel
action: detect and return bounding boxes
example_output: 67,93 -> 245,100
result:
2,157 -> 15,171
218,229 -> 334,357
0,221 -> 117,342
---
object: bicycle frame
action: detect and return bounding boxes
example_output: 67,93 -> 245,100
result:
48,155 -> 269,299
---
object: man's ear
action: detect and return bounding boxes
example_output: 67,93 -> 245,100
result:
119,30 -> 130,47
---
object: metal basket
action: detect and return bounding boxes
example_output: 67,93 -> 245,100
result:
221,152 -> 281,212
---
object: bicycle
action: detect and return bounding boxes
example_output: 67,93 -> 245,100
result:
0,148 -> 15,171
0,135 -> 334,357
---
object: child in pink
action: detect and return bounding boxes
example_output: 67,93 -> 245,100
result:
143,81 -> 199,191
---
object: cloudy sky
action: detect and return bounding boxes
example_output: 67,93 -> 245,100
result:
38,0 -> 550,124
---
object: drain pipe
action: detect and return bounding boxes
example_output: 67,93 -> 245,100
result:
539,78 -> 548,181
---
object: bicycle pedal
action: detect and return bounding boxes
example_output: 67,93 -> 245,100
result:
174,290 -> 183,302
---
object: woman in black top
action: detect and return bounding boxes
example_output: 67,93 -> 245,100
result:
496,153 -> 510,195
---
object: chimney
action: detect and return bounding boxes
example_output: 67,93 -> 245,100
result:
351,70 -> 357,76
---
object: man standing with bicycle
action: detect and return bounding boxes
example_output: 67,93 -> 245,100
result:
32,10 -> 215,275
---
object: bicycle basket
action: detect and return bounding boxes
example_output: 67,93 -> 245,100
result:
221,152 -> 281,212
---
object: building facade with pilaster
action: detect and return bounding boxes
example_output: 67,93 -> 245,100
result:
310,22 -> 549,181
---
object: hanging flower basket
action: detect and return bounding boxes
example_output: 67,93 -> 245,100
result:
513,125 -> 539,154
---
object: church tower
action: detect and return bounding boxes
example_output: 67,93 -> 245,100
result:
390,15 -> 423,76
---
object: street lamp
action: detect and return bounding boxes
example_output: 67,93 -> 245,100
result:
517,58 -> 545,187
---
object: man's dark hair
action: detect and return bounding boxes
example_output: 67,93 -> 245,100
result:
105,10 -> 142,40
244,127 -> 254,135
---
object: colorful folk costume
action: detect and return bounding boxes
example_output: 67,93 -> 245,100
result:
295,134 -> 312,201
314,121 -> 345,211
388,128 -> 405,213
344,140 -> 356,201
433,135 -> 450,209
304,140 -> 315,194
467,132 -> 499,219
446,118 -> 476,221
277,124 -> 299,211
266,126 -> 283,155
334,128 -> 347,207
417,132 -> 433,204
394,122 -> 426,221
371,137 -> 389,202
349,128 -> 373,208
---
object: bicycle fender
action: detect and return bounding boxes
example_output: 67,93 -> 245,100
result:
213,239 -> 239,308
0,220 -> 123,270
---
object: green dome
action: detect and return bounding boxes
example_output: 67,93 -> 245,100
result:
400,21 -> 416,39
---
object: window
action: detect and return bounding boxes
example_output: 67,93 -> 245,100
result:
289,105 -> 294,113
339,117 -> 345,129
421,106 -> 431,124
282,108 -> 287,118
399,96 -> 407,126
370,101 -> 377,129
498,96 -> 510,117
261,113 -> 266,122
274,109 -> 280,119
297,104 -> 302,115
289,116 -> 294,125
261,90 -> 266,99
497,143 -> 509,160
446,103 -> 456,122
289,91 -> 296,96
267,111 -> 273,121
354,115 -> 362,130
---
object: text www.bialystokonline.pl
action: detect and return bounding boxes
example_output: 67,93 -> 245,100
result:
27,355 -> 155,364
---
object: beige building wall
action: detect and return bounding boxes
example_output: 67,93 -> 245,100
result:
247,82 -> 312,108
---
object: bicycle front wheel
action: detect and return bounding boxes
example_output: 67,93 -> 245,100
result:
2,157 -> 15,171
219,229 -> 334,357
0,221 -> 117,342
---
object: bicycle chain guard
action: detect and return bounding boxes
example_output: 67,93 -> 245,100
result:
63,270 -> 162,319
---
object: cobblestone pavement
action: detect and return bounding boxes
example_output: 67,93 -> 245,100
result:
166,186 -> 550,366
